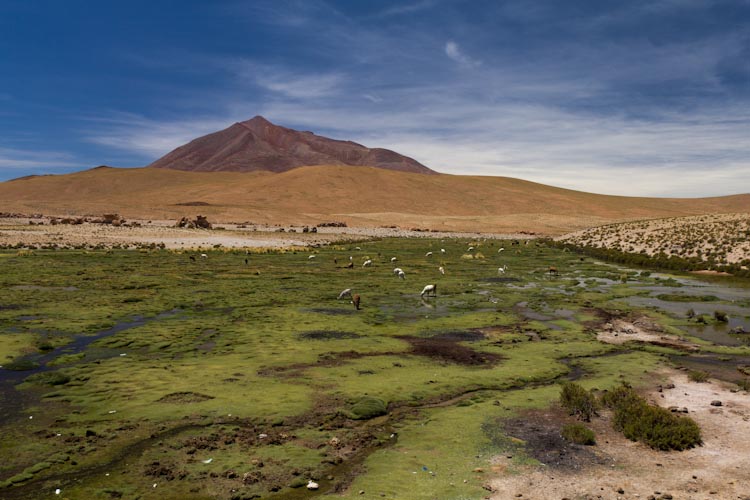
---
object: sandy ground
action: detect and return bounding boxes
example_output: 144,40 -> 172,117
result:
0,217 -> 533,249
596,318 -> 701,352
489,369 -> 750,500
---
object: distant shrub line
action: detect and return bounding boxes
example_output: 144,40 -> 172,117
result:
548,240 -> 750,278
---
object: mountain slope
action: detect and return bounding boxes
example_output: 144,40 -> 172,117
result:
2,165 -> 749,234
147,116 -> 435,174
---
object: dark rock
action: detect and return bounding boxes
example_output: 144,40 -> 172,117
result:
194,215 -> 212,229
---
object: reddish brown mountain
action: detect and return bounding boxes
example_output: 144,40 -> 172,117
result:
147,116 -> 435,174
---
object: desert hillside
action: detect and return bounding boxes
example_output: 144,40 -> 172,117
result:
558,213 -> 750,269
1,165 -> 749,234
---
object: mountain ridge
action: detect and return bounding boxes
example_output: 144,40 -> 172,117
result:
147,116 -> 436,174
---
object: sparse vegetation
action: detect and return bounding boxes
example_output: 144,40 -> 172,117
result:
657,294 -> 718,302
556,213 -> 750,277
2,359 -> 39,371
688,370 -> 710,383
561,423 -> 596,445
559,382 -> 599,422
714,310 -> 729,322
23,371 -> 70,386
602,385 -> 702,451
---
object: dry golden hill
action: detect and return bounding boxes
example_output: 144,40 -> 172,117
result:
1,165 -> 749,235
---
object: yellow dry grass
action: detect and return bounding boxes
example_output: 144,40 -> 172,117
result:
1,165 -> 749,234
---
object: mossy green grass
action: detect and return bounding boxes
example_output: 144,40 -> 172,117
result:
0,238 -> 748,499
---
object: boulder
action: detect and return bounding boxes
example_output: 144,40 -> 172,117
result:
194,215 -> 212,229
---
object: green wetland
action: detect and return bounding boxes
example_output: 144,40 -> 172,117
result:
1,238 -> 749,499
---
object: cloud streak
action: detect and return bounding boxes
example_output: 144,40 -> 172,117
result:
253,69 -> 345,99
373,0 -> 438,18
444,41 -> 482,68
82,112 -> 237,159
0,147 -> 80,172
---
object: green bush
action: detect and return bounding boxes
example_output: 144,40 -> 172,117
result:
24,371 -> 70,386
601,385 -> 701,451
713,310 -> 728,322
688,370 -> 709,383
656,294 -> 718,302
559,382 -> 598,422
561,423 -> 596,445
600,384 -> 636,410
346,396 -> 387,420
618,403 -> 702,451
2,359 -> 39,371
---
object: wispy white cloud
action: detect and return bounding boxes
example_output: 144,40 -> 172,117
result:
230,0 -> 324,27
373,0 -> 438,18
256,71 -> 344,99
444,40 -> 482,68
0,147 -> 79,170
82,112 -> 238,159
230,60 -> 345,99
363,94 -> 383,103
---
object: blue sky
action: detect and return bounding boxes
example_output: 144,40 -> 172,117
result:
1,0 -> 749,196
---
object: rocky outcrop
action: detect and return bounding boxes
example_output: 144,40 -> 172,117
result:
175,215 -> 212,229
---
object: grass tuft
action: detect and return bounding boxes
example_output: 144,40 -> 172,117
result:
561,423 -> 596,445
346,396 -> 388,420
559,382 -> 598,422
